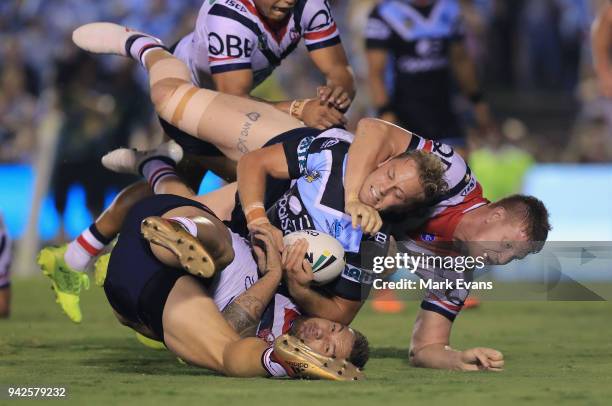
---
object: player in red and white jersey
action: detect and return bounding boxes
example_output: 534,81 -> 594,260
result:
0,213 -> 11,318
341,117 -> 551,371
173,0 -> 355,133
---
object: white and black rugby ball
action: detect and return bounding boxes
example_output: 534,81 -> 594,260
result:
283,230 -> 345,285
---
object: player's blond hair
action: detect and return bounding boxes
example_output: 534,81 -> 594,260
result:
394,150 -> 448,202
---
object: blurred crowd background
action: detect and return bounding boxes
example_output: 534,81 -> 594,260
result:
0,0 -> 611,250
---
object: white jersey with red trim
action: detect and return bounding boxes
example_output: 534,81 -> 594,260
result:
396,135 -> 489,321
0,214 -> 11,288
173,0 -> 341,88
211,231 -> 300,343
255,289 -> 301,345
405,134 -> 489,243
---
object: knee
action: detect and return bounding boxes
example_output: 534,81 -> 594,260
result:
150,78 -> 188,116
106,181 -> 151,223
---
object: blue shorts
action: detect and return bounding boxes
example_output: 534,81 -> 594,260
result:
104,194 -> 215,339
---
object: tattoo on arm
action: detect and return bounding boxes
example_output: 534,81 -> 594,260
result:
221,295 -> 264,338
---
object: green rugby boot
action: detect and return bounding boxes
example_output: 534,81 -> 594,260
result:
38,245 -> 90,323
93,253 -> 111,287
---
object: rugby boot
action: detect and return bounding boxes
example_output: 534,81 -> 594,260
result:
101,141 -> 183,175
135,333 -> 166,350
273,334 -> 365,381
93,253 -> 111,287
140,216 -> 217,278
72,22 -> 161,57
38,245 -> 90,323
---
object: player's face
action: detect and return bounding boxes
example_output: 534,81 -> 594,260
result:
255,0 -> 296,21
293,318 -> 355,360
465,209 -> 532,265
358,158 -> 426,212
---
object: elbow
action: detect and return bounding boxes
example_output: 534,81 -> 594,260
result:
356,117 -> 387,135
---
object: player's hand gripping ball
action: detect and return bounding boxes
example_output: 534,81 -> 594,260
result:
283,230 -> 345,285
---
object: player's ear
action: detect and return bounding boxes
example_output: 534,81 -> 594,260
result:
487,206 -> 506,223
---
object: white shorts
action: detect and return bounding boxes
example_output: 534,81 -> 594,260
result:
209,231 -> 258,311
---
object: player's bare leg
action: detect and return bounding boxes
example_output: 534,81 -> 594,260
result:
38,181 -> 152,323
0,287 -> 10,318
73,23 -> 304,161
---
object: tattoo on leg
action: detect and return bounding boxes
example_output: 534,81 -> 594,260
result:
221,295 -> 263,338
236,112 -> 261,155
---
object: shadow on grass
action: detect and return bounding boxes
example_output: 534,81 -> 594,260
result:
369,347 -> 407,359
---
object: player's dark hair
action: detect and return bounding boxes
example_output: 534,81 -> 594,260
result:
394,151 -> 448,202
491,194 -> 552,253
348,328 -> 370,369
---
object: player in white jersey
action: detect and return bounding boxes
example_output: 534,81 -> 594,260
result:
0,213 -> 11,318
174,0 -> 354,114
65,144 -> 368,379
337,118 -> 551,371
168,0 -> 355,183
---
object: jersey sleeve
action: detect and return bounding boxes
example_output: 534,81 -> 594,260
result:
364,5 -> 393,49
205,3 -> 259,74
301,0 -> 341,51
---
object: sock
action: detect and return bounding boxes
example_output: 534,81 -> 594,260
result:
65,224 -> 112,271
126,35 -> 165,66
168,217 -> 198,237
140,158 -> 179,194
261,347 -> 289,378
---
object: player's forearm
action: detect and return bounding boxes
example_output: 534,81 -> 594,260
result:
344,118 -> 398,203
287,282 -> 356,325
368,74 -> 390,111
409,343 -> 463,371
237,152 -> 268,219
325,65 -> 356,100
221,271 -> 282,338
451,46 -> 481,99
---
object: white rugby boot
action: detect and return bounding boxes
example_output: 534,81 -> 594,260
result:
72,22 -> 161,57
101,141 -> 184,175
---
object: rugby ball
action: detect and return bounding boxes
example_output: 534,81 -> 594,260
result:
283,230 -> 345,285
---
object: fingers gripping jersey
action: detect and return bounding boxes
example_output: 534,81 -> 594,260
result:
174,0 -> 341,88
268,129 -> 390,301
0,215 -> 11,288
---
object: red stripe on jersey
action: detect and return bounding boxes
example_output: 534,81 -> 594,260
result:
304,23 -> 338,41
282,308 -> 300,334
423,140 -> 433,152
427,294 -> 462,311
208,55 -> 240,62
77,235 -> 100,256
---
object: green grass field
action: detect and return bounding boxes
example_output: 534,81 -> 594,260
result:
2,277 -> 612,406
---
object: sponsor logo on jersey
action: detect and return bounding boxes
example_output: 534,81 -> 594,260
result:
421,233 -> 436,242
321,138 -> 339,149
288,196 -> 302,215
224,0 -> 247,13
304,170 -> 321,183
208,32 -> 254,58
290,27 -> 300,42
342,264 -> 375,285
461,176 -> 476,197
327,219 -> 344,239
276,193 -> 313,233
296,136 -> 315,176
